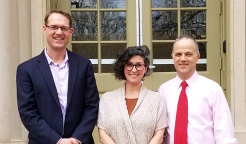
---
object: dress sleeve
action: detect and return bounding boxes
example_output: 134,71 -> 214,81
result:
97,94 -> 107,130
155,94 -> 168,131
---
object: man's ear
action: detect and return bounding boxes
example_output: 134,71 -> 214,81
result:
43,25 -> 47,32
197,53 -> 200,59
70,28 -> 74,35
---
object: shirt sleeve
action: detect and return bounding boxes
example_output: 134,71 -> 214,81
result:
212,85 -> 238,144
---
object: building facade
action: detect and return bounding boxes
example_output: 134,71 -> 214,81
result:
0,0 -> 245,143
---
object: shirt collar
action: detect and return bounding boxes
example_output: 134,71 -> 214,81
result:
175,71 -> 199,89
44,47 -> 69,65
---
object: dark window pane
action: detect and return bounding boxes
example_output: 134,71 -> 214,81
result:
154,64 -> 206,72
101,64 -> 114,73
101,43 -> 126,73
153,43 -> 172,59
71,12 -> 98,41
153,42 -> 207,72
152,0 -> 177,8
101,12 -> 126,41
101,43 -> 126,58
198,43 -> 206,58
197,43 -> 207,71
91,65 -> 98,73
197,64 -> 206,71
154,64 -> 176,72
181,11 -> 206,39
100,0 -> 126,8
153,43 -> 206,59
72,43 -> 98,73
153,43 -> 174,72
152,11 -> 178,40
181,0 -> 206,7
72,43 -> 98,58
71,0 -> 97,9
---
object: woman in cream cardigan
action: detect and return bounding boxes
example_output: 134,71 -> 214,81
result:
97,45 -> 167,144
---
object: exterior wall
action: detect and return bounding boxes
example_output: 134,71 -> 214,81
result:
18,1 -> 32,143
229,0 -> 246,142
0,0 -> 45,144
0,0 -> 245,143
0,0 -> 22,143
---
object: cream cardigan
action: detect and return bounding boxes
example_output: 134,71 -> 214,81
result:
97,85 -> 167,144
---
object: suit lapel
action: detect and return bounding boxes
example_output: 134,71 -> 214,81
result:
67,50 -> 78,107
37,51 -> 60,107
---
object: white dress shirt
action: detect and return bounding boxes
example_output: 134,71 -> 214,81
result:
158,71 -> 237,144
44,48 -> 69,126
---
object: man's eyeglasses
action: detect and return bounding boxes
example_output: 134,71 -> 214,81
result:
125,63 -> 146,71
46,25 -> 70,31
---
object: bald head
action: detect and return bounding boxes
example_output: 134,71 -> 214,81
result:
172,35 -> 199,56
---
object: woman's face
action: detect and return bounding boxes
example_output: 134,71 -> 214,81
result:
124,55 -> 147,85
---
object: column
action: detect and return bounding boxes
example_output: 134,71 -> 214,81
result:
0,0 -> 42,143
0,0 -> 21,143
31,0 -> 47,56
229,0 -> 246,142
14,0 -> 32,143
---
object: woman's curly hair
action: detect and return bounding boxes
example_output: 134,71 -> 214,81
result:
113,45 -> 150,81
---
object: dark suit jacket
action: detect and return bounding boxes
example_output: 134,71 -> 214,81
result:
16,49 -> 99,144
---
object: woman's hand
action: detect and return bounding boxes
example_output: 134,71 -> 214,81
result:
98,128 -> 117,144
149,128 -> 165,144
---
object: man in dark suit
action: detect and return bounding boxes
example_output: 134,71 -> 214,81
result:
16,10 -> 99,144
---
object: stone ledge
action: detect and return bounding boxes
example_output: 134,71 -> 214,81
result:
0,139 -> 27,144
2,139 -> 26,144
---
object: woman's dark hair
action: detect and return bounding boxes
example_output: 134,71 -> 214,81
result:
113,45 -> 150,81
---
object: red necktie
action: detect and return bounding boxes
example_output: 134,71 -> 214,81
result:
174,81 -> 188,144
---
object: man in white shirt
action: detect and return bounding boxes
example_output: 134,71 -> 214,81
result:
158,35 -> 238,144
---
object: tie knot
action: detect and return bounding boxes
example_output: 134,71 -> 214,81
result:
181,81 -> 188,89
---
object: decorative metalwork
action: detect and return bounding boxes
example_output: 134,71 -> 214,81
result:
152,0 -> 177,8
152,11 -> 178,40
71,0 -> 97,9
181,11 -> 206,39
100,0 -> 126,8
71,12 -> 98,41
101,12 -> 126,41
181,0 -> 206,7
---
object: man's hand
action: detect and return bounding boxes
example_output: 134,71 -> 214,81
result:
58,138 -> 73,144
69,138 -> 80,144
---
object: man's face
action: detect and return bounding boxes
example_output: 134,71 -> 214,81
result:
43,13 -> 73,51
172,38 -> 200,80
